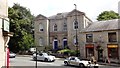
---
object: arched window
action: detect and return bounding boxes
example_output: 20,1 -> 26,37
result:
39,23 -> 43,31
73,20 -> 78,29
39,37 -> 43,46
53,24 -> 57,31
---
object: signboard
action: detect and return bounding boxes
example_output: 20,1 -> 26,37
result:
3,18 -> 9,32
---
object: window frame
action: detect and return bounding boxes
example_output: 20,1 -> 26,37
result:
86,34 -> 93,43
39,23 -> 44,32
53,24 -> 57,31
39,37 -> 43,46
63,23 -> 67,31
73,20 -> 78,30
108,32 -> 117,42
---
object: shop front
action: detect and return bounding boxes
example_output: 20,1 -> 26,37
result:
85,44 -> 94,58
107,44 -> 119,59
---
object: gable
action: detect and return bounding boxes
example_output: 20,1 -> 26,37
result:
35,14 -> 47,21
67,9 -> 85,17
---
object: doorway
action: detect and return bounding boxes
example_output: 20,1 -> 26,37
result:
53,39 -> 58,50
98,50 -> 103,62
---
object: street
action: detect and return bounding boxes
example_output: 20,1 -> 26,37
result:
10,55 -> 120,68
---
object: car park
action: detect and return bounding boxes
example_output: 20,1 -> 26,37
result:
32,52 -> 55,62
9,52 -> 16,58
64,56 -> 99,68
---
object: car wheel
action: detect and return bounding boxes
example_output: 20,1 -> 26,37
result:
64,61 -> 68,66
79,63 -> 85,68
44,58 -> 48,62
33,57 -> 37,60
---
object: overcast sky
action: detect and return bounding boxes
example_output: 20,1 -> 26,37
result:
8,0 -> 120,21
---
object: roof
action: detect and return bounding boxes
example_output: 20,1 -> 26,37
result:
48,9 -> 85,20
34,14 -> 47,21
48,12 -> 69,19
81,19 -> 119,32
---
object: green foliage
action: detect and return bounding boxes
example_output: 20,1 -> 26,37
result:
97,11 -> 120,21
8,4 -> 35,53
57,49 -> 79,56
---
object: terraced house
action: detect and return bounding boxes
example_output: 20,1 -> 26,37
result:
80,19 -> 120,63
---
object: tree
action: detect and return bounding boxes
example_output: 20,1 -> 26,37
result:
8,4 -> 35,53
97,11 -> 120,21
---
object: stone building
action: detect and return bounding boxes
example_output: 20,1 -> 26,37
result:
80,19 -> 120,63
34,9 -> 92,51
34,8 -> 120,63
0,0 -> 13,67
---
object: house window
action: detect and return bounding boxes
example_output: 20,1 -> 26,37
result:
39,38 -> 43,46
86,34 -> 93,43
53,24 -> 57,31
63,23 -> 67,31
108,32 -> 117,42
73,20 -> 78,29
39,23 -> 43,31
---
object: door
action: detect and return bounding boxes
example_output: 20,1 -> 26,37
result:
63,39 -> 67,48
98,50 -> 103,61
53,40 -> 58,50
69,57 -> 77,65
38,53 -> 43,60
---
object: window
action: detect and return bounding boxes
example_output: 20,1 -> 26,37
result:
39,38 -> 43,46
108,32 -> 117,42
70,57 -> 75,60
73,20 -> 78,29
39,24 -> 43,31
86,34 -> 93,43
63,23 -> 67,31
53,24 -> 57,31
108,48 -> 118,59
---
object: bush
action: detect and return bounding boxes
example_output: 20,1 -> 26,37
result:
57,49 -> 79,57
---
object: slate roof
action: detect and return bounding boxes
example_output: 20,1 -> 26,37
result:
81,19 -> 119,32
48,9 -> 84,19
48,12 -> 69,19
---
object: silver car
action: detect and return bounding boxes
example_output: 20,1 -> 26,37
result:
32,53 -> 55,62
9,52 -> 16,58
64,56 -> 98,68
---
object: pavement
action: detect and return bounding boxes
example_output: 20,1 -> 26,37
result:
98,62 -> 120,67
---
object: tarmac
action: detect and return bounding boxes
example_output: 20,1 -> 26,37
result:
17,55 -> 120,67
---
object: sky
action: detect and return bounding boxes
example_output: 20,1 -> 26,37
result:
8,0 -> 120,22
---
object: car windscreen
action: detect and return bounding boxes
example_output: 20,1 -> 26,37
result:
42,53 -> 48,56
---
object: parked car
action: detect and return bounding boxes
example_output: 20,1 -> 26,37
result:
9,52 -> 16,58
64,56 -> 99,68
32,52 -> 55,62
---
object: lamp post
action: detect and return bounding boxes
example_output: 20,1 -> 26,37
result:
35,47 -> 37,68
74,4 -> 79,57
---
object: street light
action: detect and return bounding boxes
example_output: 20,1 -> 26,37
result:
74,4 -> 79,57
35,47 -> 37,68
